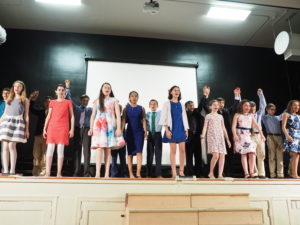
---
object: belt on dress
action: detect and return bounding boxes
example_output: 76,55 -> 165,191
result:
236,127 -> 251,131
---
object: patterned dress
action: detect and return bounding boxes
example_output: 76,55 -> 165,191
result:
283,113 -> 300,153
91,97 -> 125,149
234,114 -> 256,154
0,98 -> 27,143
205,113 -> 227,154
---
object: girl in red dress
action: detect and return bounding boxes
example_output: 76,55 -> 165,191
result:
43,84 -> 75,177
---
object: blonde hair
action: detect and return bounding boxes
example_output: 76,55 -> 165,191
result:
7,80 -> 27,105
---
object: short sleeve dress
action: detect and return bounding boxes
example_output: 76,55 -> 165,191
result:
91,97 -> 125,149
46,99 -> 72,146
205,113 -> 227,154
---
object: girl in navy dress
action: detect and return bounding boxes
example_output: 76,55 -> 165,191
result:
282,100 -> 300,179
160,86 -> 189,178
122,91 -> 147,178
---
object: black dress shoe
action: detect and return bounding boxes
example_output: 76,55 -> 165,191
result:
258,176 -> 267,179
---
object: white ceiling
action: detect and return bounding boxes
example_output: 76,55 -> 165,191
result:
0,0 -> 299,48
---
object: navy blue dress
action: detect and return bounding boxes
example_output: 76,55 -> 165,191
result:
125,104 -> 145,155
163,101 -> 187,143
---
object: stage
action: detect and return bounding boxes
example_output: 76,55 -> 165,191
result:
0,176 -> 300,225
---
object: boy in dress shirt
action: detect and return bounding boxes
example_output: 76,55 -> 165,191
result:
146,99 -> 163,178
262,103 -> 284,178
65,80 -> 93,177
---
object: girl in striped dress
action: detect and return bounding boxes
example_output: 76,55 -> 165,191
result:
0,80 -> 30,175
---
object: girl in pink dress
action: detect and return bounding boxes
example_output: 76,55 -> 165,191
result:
232,100 -> 265,178
43,84 -> 75,177
201,100 -> 231,179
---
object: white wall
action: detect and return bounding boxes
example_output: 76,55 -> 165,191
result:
86,61 -> 198,165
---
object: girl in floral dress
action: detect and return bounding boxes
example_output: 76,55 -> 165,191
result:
232,100 -> 265,178
201,100 -> 231,179
282,100 -> 300,179
89,83 -> 125,178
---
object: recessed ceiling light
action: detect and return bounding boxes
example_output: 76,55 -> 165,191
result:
207,7 -> 251,21
35,0 -> 81,6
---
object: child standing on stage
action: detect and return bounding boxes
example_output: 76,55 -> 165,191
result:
122,91 -> 147,178
262,103 -> 284,178
160,86 -> 189,178
89,83 -> 125,178
232,100 -> 265,178
146,99 -> 162,178
43,84 -> 75,177
282,100 -> 300,179
201,100 -> 231,179
0,81 -> 30,175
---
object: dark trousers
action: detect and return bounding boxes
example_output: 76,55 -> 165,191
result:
223,136 -> 234,177
111,146 -> 127,177
185,132 -> 203,177
73,127 -> 91,177
146,132 -> 162,177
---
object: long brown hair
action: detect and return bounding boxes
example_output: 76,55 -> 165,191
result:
7,80 -> 27,105
236,99 -> 250,114
286,100 -> 300,114
99,83 -> 114,112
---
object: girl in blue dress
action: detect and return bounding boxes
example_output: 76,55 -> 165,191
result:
160,86 -> 189,178
122,91 -> 147,178
282,100 -> 300,179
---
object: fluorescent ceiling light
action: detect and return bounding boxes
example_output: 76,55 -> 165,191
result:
35,0 -> 81,6
207,7 -> 251,21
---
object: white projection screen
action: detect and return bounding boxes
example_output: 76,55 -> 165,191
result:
86,60 -> 198,165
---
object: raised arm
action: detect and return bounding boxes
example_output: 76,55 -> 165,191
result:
198,85 -> 210,113
228,87 -> 241,115
256,89 -> 266,116
282,113 -> 293,142
29,90 -> 41,115
65,80 -> 80,109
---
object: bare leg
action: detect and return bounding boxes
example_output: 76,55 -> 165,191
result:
45,143 -> 55,177
2,141 -> 9,174
218,154 -> 225,178
208,153 -> 219,178
248,152 -> 256,176
136,153 -> 142,177
290,152 -> 300,178
95,148 -> 104,178
178,142 -> 186,176
56,144 -> 65,177
104,148 -> 111,178
127,155 -> 134,178
169,143 -> 177,177
241,154 -> 249,177
8,142 -> 17,174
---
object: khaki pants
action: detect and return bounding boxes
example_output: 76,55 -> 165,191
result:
267,135 -> 284,178
32,135 -> 47,176
252,133 -> 265,177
